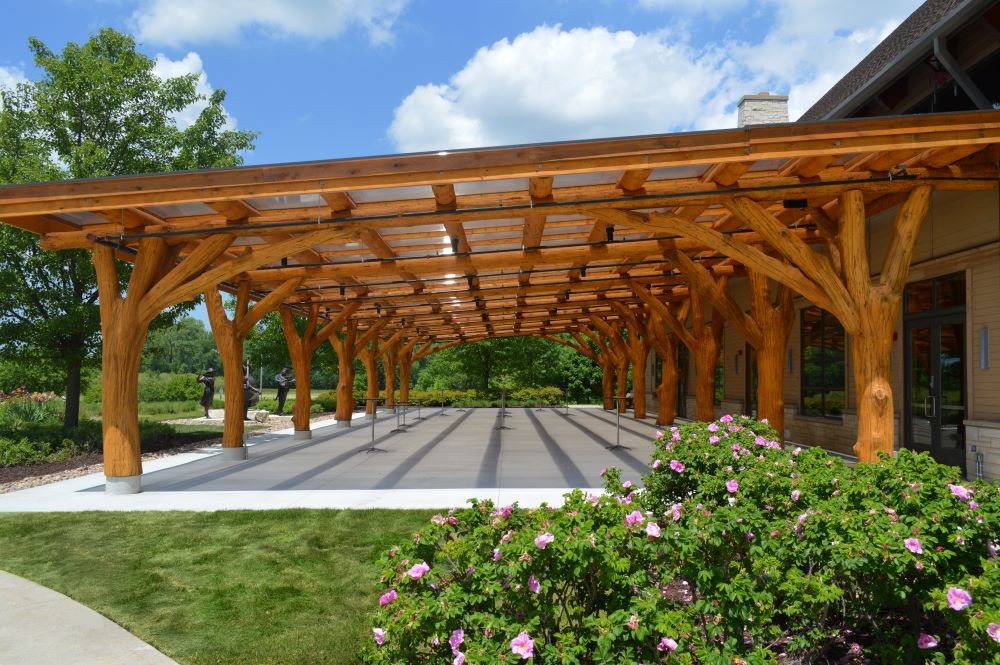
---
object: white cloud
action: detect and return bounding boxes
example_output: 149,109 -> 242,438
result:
389,1 -> 919,152
131,0 -> 408,47
0,65 -> 27,91
152,52 -> 237,130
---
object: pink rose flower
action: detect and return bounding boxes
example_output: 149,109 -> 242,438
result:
709,435 -> 720,444
493,548 -> 502,561
373,628 -> 386,645
449,628 -> 464,652
646,522 -> 661,538
528,575 -> 540,593
947,587 -> 972,610
432,514 -> 447,525
655,429 -> 663,439
534,532 -> 554,549
622,481 -> 632,490
791,490 -> 800,501
669,503 -> 682,522
627,614 -> 639,630
720,414 -> 733,423
917,633 -> 937,649
669,460 -> 685,473
379,589 -> 397,606
987,623 -> 1000,643
652,459 -> 662,469
511,631 -> 534,659
947,483 -> 971,501
905,538 -> 923,554
657,637 -> 678,652
726,479 -> 739,493
453,653 -> 465,665
708,423 -> 719,432
624,510 -> 645,527
406,561 -> 430,580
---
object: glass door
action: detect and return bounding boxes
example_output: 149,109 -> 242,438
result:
904,317 -> 966,470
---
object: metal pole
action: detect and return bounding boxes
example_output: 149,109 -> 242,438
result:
439,390 -> 448,416
606,396 -> 631,451
361,397 -> 387,453
495,391 -> 510,430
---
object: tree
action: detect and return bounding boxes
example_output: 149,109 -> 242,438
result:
0,28 -> 256,425
141,317 -> 219,374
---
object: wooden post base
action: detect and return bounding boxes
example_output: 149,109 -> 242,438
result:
105,475 -> 141,495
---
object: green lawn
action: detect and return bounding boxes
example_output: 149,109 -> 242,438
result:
0,510 -> 432,664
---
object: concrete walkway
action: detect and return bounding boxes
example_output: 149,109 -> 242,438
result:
0,406 -> 663,512
0,570 -> 177,664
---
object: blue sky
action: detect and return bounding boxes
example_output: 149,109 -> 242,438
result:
1,0 -> 921,326
1,0 -> 922,165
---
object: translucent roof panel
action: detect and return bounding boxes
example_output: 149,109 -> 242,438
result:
647,164 -> 710,181
246,194 -> 324,210
454,178 -> 528,196
144,202 -> 218,217
469,230 -> 522,242
54,211 -> 110,226
552,172 -> 620,188
349,185 -> 434,203
478,242 -> 521,252
746,158 -> 787,173
379,223 -> 446,235
462,217 -> 521,230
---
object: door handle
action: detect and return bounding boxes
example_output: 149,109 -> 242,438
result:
923,395 -> 936,418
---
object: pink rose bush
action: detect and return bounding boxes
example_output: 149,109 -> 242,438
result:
363,415 -> 1000,664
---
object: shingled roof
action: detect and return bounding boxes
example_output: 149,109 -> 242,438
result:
800,0 -> 971,121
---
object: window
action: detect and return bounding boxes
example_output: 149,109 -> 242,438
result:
800,307 -> 845,418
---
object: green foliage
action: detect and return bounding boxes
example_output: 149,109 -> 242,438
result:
0,28 -> 256,426
509,386 -> 563,405
142,317 -> 219,374
0,358 -> 73,394
243,311 -> 339,389
0,418 -> 213,467
363,417 -> 1000,663
315,391 -> 338,412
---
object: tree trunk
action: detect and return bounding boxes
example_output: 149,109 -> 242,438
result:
291,355 -> 312,432
215,335 -> 245,448
601,362 -> 614,410
399,358 -> 413,405
852,300 -> 897,462
655,336 -> 678,426
631,343 -> 649,420
335,352 -> 356,423
63,353 -> 83,428
385,351 -> 397,411
361,351 -> 379,414
616,360 -> 628,413
756,338 -> 786,437
101,333 -> 146,477
694,344 -> 718,423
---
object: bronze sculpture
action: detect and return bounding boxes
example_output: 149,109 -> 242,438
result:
274,367 -> 295,415
196,368 -> 215,418
243,361 -> 261,420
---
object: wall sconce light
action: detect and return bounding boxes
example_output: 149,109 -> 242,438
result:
981,326 -> 990,369
787,348 -> 794,374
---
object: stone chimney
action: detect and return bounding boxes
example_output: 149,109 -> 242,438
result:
737,91 -> 789,127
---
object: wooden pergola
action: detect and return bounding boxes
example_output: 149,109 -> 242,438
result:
2,110 -> 999,492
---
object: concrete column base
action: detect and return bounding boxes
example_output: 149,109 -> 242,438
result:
293,430 -> 312,440
336,420 -> 352,428
105,475 -> 141,495
220,446 -> 248,460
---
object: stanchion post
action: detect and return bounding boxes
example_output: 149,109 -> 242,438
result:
607,396 -> 631,451
361,397 -> 387,453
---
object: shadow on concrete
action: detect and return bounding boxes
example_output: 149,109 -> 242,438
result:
524,408 -> 589,487
551,410 -> 648,474
373,409 -> 476,489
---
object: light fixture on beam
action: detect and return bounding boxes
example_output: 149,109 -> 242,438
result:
467,275 -> 475,288
580,266 -> 587,277
375,303 -> 382,315
450,236 -> 460,253
339,285 -> 346,297
606,226 -> 615,243
782,199 -> 808,209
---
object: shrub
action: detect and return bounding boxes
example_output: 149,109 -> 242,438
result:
315,391 -> 337,412
362,415 -> 1000,663
510,386 -> 563,406
0,388 -> 61,428
137,372 -> 205,402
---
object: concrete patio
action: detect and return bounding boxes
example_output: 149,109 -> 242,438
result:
0,406 -> 662,511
